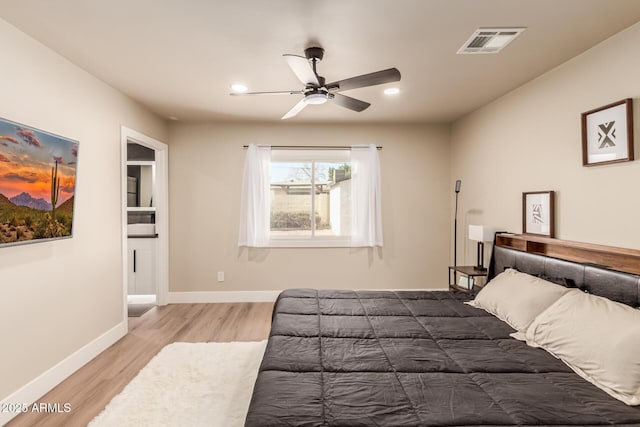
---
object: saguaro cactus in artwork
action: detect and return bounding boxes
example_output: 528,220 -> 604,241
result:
51,160 -> 60,221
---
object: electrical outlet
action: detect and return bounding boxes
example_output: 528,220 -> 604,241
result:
217,271 -> 224,282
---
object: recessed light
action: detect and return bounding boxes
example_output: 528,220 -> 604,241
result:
384,87 -> 400,95
231,83 -> 248,93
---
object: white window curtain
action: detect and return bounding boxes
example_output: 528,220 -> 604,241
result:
238,144 -> 271,247
350,144 -> 383,247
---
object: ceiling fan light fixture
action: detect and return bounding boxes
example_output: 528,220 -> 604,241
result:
303,93 -> 328,105
384,87 -> 400,95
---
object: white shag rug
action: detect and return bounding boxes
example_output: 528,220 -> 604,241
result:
89,340 -> 267,427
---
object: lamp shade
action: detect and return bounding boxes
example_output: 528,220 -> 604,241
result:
468,225 -> 495,242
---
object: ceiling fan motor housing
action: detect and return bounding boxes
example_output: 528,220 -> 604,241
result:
304,46 -> 325,61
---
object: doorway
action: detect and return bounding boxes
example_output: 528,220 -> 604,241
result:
120,127 -> 169,322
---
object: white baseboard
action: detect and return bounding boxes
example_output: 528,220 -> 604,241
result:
167,288 -> 450,304
168,290 -> 281,303
0,321 -> 127,426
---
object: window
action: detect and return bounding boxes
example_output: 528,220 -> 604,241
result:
239,145 -> 382,248
270,150 -> 352,245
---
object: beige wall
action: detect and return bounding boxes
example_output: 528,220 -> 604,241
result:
451,22 -> 640,265
0,19 -> 166,399
168,122 -> 450,292
6,7 -> 639,406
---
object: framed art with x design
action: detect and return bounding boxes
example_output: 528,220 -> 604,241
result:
581,98 -> 634,166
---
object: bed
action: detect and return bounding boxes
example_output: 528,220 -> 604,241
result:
245,239 -> 640,426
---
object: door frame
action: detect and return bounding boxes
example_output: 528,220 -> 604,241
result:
120,126 -> 169,322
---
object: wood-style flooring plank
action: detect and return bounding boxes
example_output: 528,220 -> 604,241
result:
6,302 -> 274,427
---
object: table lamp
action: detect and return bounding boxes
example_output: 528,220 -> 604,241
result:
468,225 -> 495,271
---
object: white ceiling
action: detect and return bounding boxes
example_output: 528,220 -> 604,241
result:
1,0 -> 640,123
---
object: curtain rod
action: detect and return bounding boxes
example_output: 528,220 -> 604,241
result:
242,145 -> 382,150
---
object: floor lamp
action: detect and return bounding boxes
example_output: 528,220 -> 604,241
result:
453,180 -> 461,268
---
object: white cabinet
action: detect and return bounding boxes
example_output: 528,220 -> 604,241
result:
128,238 -> 156,295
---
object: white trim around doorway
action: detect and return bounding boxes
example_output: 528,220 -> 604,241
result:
120,126 -> 169,325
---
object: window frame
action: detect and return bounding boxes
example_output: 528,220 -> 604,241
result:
268,149 -> 351,248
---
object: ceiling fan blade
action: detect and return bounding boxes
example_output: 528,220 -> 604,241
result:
283,54 -> 319,86
330,93 -> 371,112
326,67 -> 401,92
281,98 -> 308,120
230,90 -> 303,96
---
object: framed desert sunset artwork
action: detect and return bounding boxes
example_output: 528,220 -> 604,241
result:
0,117 -> 78,247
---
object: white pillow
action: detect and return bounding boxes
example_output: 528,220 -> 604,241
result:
525,290 -> 640,406
466,268 -> 569,332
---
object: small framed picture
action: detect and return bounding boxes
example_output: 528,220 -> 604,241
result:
522,191 -> 555,237
581,99 -> 634,166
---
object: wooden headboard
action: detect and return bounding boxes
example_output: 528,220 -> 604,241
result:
490,234 -> 640,307
495,234 -> 640,275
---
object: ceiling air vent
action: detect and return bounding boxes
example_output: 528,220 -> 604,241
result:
457,27 -> 526,54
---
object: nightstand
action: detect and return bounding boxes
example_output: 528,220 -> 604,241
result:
448,266 -> 488,293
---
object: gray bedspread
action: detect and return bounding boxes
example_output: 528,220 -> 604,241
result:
245,289 -> 640,426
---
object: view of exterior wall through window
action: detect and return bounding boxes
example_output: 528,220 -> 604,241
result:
270,150 -> 351,242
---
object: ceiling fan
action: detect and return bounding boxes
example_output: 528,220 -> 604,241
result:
230,47 -> 401,119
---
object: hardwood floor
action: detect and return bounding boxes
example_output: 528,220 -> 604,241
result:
6,302 -> 274,427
